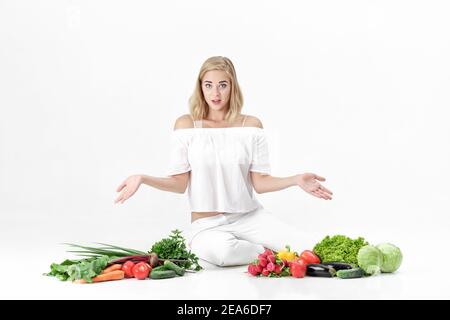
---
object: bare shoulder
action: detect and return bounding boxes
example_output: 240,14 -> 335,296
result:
243,115 -> 264,128
173,114 -> 194,130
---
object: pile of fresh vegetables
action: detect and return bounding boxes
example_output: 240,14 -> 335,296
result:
45,230 -> 202,284
312,234 -> 403,278
246,246 -> 321,278
246,235 -> 403,280
47,230 -> 403,283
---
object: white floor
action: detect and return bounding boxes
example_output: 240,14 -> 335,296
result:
2,217 -> 449,300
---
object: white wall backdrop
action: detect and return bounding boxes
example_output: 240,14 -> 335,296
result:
1,0 -> 449,252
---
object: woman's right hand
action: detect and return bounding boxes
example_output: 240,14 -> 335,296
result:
114,175 -> 143,204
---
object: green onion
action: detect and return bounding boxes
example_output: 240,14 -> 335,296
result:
63,243 -> 147,258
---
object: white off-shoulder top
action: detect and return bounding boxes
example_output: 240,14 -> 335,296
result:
166,117 -> 271,213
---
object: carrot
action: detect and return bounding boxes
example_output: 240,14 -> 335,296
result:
73,270 -> 125,284
101,264 -> 122,274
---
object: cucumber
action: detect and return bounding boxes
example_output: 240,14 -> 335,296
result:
150,270 -> 177,279
163,260 -> 186,276
151,265 -> 169,272
336,268 -> 364,279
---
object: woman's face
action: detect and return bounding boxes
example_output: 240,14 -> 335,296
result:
201,70 -> 231,111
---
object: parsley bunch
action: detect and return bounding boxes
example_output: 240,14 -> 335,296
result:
150,229 -> 202,271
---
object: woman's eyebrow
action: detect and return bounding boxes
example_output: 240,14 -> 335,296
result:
203,80 -> 229,83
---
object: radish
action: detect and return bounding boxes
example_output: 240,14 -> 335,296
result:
274,264 -> 282,274
259,257 -> 268,267
267,255 -> 276,264
247,264 -> 260,276
258,253 -> 267,259
266,262 -> 275,272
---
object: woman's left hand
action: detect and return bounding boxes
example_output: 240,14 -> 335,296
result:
296,173 -> 333,200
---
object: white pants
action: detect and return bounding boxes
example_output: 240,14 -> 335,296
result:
186,207 -> 316,267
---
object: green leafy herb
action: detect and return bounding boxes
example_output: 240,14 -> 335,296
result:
313,235 -> 369,266
150,229 -> 202,271
45,255 -> 110,282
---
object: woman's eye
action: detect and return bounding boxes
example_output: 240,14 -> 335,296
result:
204,83 -> 227,89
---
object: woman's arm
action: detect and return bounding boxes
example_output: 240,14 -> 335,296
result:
251,172 -> 333,200
250,172 -> 298,194
247,117 -> 332,200
115,115 -> 194,204
141,173 -> 190,194
114,172 -> 190,204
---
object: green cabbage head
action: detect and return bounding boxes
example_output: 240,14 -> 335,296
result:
357,245 -> 383,275
376,243 -> 403,273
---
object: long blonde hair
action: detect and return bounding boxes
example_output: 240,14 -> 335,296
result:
189,56 -> 244,123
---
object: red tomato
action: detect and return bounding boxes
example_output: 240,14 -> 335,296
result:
132,262 -> 152,280
300,250 -> 321,264
121,260 -> 135,278
290,259 -> 307,278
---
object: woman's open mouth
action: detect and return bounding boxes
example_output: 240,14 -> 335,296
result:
212,100 -> 221,105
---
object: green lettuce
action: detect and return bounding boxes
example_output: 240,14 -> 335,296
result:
45,255 -> 110,282
313,235 -> 368,266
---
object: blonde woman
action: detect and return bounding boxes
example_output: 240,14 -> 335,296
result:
115,56 -> 333,267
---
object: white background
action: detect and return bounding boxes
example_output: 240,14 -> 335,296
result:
1,0 -> 449,299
